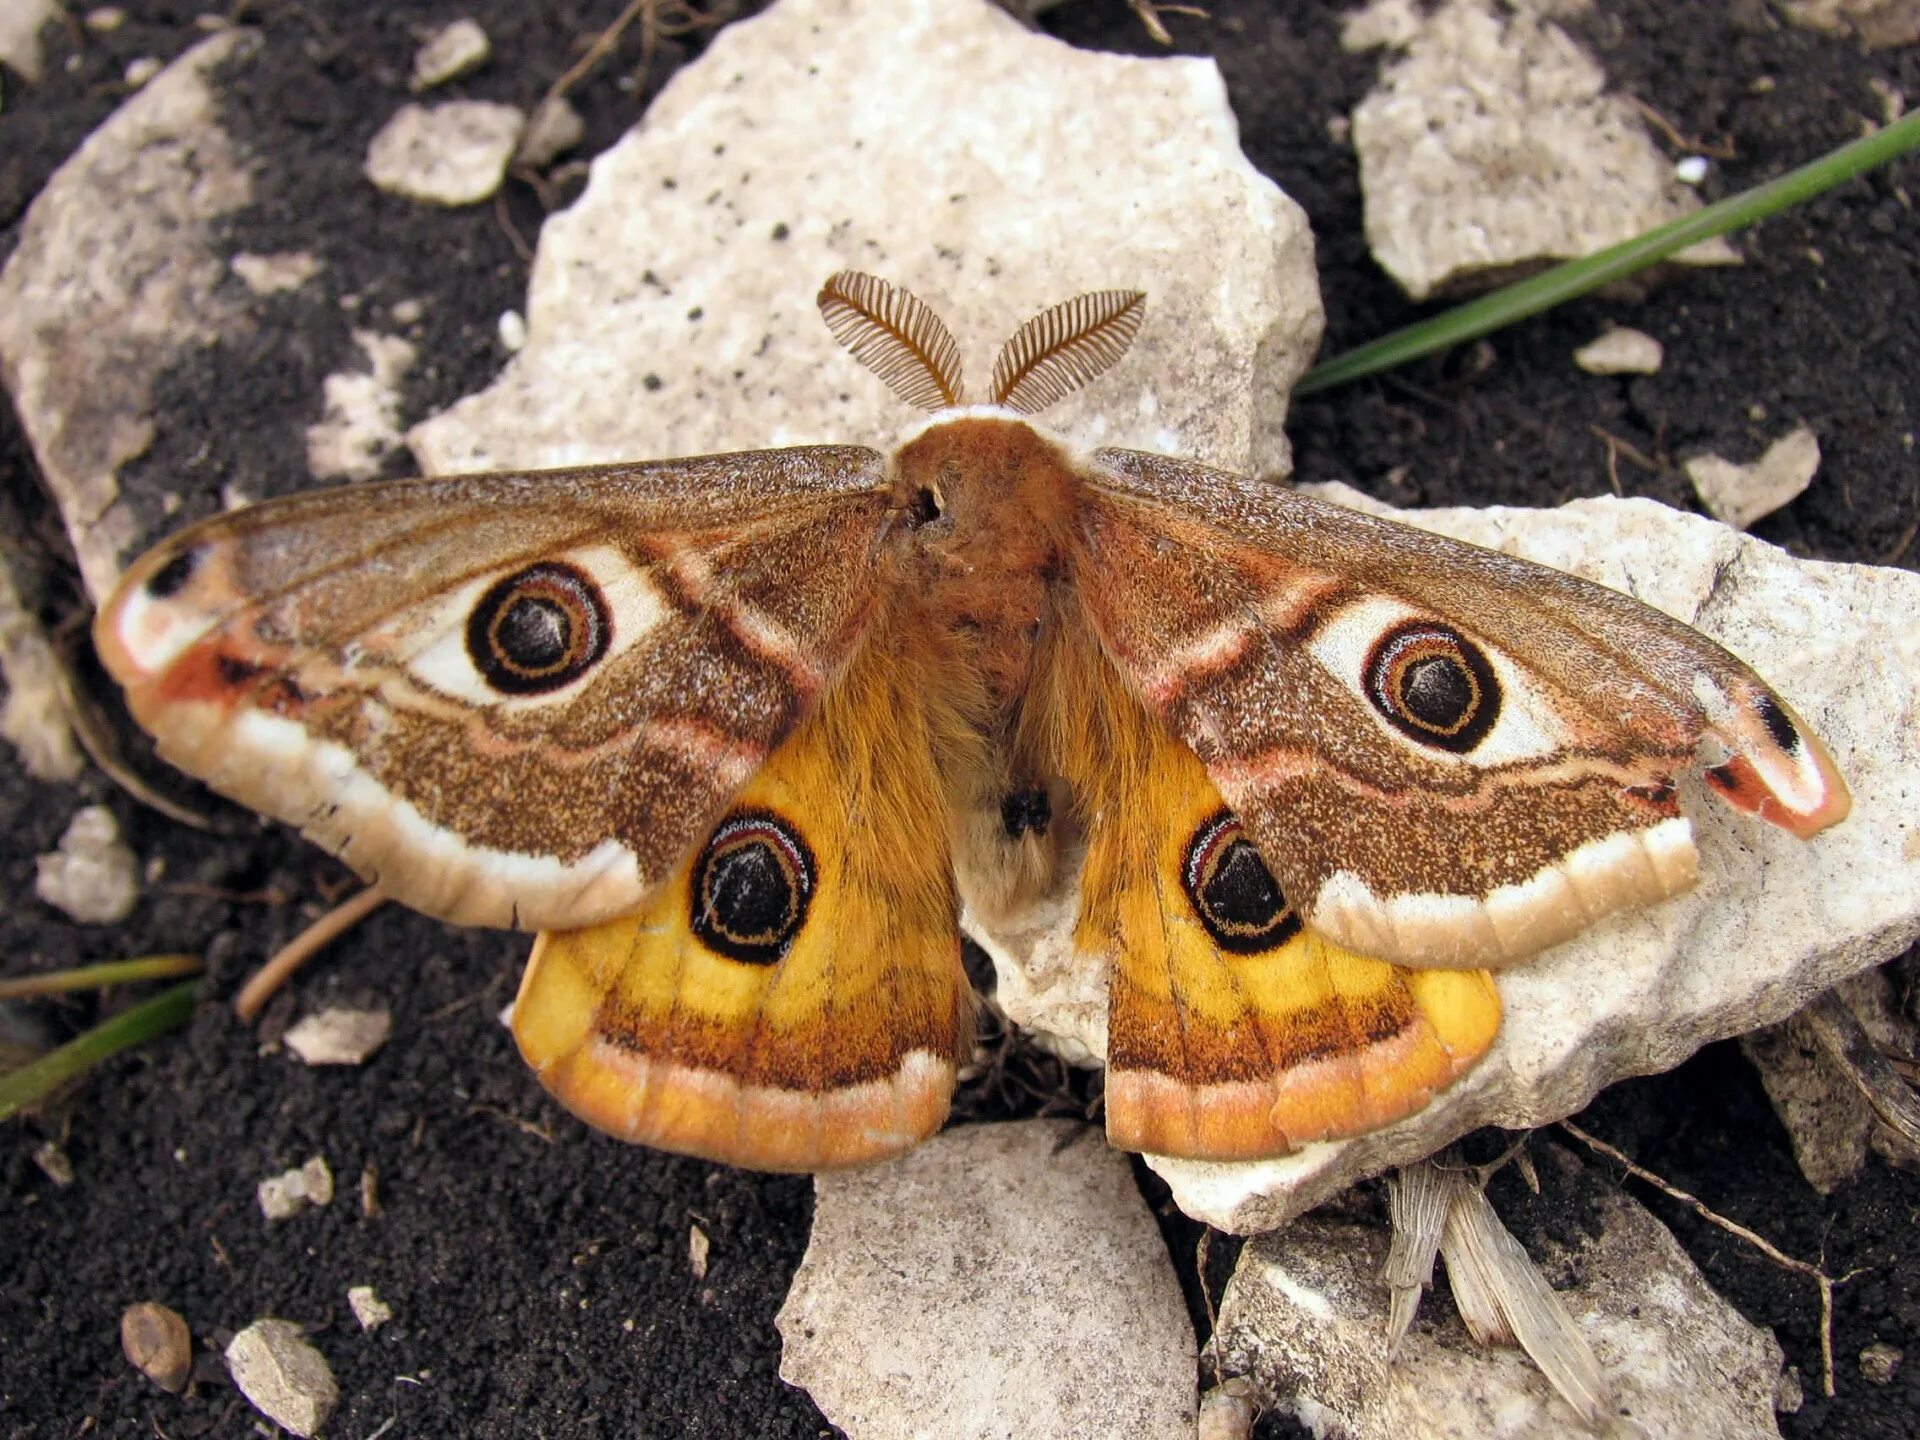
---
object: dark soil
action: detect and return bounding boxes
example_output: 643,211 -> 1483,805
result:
2,2 -> 1916,1437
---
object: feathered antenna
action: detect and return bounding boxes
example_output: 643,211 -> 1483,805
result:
989,290 -> 1145,415
816,272 -> 967,412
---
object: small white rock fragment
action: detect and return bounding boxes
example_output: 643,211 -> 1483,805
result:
1860,1341 -> 1903,1384
33,1140 -> 75,1187
283,1007 -> 391,1066
35,806 -> 139,924
1675,155 -> 1710,186
364,101 -> 524,207
1197,1379 -> 1258,1440
1686,425 -> 1820,530
121,1301 -> 193,1393
0,0 -> 61,81
1781,0 -> 1920,49
257,1155 -> 336,1221
517,95 -> 585,168
306,330 -> 416,481
230,250 -> 322,295
124,56 -> 162,89
348,1284 -> 393,1331
226,1319 -> 340,1439
0,557 -> 82,781
689,1224 -> 710,1280
1574,327 -> 1664,376
410,18 -> 490,91
391,297 -> 426,325
778,1120 -> 1195,1440
497,308 -> 527,352
86,7 -> 129,33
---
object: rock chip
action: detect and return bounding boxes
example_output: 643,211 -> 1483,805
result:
1860,1340 -> 1903,1383
35,805 -> 139,924
283,1006 -> 391,1065
410,18 -> 490,91
517,95 -> 585,168
0,0 -> 60,81
777,1119 -> 1195,1440
411,0 -> 1321,483
230,250 -> 323,295
0,29 -> 259,599
348,1284 -> 393,1330
1573,326 -> 1663,376
0,555 -> 82,781
972,486 -> 1920,1231
225,1319 -> 339,1438
1781,0 -> 1920,48
364,100 -> 524,207
257,1155 -> 335,1221
1686,426 -> 1821,531
1349,1 -> 1735,300
1214,1161 -> 1786,1438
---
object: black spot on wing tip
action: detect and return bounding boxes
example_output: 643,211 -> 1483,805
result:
1755,693 -> 1802,755
146,547 -> 203,599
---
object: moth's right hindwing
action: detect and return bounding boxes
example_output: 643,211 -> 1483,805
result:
93,447 -> 892,931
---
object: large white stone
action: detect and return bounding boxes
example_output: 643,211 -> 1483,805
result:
971,485 -> 1920,1232
224,1319 -> 339,1439
1349,1 -> 1735,300
1686,426 -> 1821,532
0,29 -> 259,600
410,0 -> 1322,481
777,1119 -> 1195,1440
1214,1162 -> 1786,1439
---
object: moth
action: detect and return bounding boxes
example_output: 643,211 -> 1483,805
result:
95,272 -> 1850,1172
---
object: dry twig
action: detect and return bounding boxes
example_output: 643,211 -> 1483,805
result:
1560,1120 -> 1863,1398
234,887 -> 388,1022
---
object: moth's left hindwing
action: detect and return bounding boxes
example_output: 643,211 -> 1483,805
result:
512,622 -> 974,1171
93,448 -> 891,930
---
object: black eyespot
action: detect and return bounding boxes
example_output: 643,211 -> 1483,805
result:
465,562 -> 611,696
1363,621 -> 1500,753
1001,787 -> 1051,840
690,811 -> 815,965
1755,692 -> 1802,755
147,548 -> 202,599
1182,809 -> 1300,954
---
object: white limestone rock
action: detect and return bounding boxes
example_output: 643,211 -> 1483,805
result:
225,1319 -> 339,1439
1686,426 -> 1821,531
1349,1 -> 1736,300
516,95 -> 585,168
347,1284 -> 393,1330
0,29 -> 259,600
1781,0 -> 1920,48
410,0 -> 1322,482
230,250 -> 322,295
777,1119 -> 1195,1440
283,1007 -> 392,1066
306,330 -> 416,481
410,18 -> 490,91
971,486 -> 1920,1232
35,805 -> 138,924
1574,326 -> 1663,376
1214,1168 -> 1786,1439
364,100 -> 524,208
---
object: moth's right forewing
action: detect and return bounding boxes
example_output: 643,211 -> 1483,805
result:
95,446 -> 893,931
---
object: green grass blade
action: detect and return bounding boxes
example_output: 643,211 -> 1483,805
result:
0,954 -> 202,1001
0,981 -> 198,1121
1295,110 -> 1920,397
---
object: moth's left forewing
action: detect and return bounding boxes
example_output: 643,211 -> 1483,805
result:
95,448 -> 893,931
1072,448 -> 1850,971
